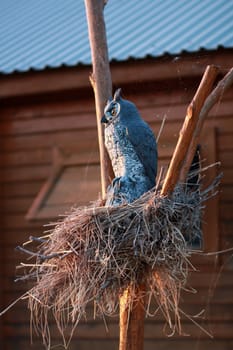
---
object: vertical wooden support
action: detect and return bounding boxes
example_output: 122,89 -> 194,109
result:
84,2 -> 145,349
84,0 -> 112,198
119,285 -> 145,350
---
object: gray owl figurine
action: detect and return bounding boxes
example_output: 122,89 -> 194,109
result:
101,88 -> 157,206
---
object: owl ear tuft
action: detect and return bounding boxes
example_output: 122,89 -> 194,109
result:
113,88 -> 122,101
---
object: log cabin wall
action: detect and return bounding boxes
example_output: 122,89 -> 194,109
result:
0,54 -> 233,349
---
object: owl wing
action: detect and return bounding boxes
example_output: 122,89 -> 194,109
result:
125,122 -> 157,185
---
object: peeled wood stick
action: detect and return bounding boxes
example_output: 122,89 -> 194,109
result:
119,281 -> 145,350
84,2 -> 144,350
199,67 -> 233,118
179,67 -> 233,182
84,0 -> 113,198
119,285 -> 145,350
161,65 -> 219,196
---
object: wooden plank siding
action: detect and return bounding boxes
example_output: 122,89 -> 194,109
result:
0,69 -> 233,350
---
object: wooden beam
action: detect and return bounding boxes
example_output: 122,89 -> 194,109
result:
0,66 -> 91,99
0,51 -> 233,99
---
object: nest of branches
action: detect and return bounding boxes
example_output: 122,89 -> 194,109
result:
15,169 -> 221,348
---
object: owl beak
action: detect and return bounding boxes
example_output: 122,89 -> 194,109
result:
101,115 -> 108,124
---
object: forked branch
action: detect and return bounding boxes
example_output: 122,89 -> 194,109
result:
161,65 -> 219,195
179,67 -> 233,182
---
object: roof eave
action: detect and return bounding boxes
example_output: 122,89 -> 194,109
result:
0,49 -> 232,100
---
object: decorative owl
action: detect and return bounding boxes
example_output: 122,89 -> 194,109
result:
101,88 -> 158,206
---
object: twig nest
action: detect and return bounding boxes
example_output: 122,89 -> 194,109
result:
17,173 -> 221,348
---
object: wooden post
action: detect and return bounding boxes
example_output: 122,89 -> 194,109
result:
119,285 -> 145,350
84,2 -> 145,350
84,0 -> 113,198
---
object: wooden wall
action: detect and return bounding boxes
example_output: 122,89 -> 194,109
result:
0,70 -> 233,349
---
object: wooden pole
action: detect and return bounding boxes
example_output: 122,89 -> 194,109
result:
119,285 -> 145,350
84,2 -> 145,350
84,0 -> 113,198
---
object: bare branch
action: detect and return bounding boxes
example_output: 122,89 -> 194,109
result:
179,67 -> 233,182
84,0 -> 113,197
161,65 -> 219,195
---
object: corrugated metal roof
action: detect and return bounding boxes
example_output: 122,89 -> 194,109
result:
0,0 -> 233,74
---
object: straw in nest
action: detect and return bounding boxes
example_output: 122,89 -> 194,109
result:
15,170 -> 221,349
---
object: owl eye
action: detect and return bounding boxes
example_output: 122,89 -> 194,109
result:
111,102 -> 120,117
111,106 -> 117,116
104,102 -> 120,122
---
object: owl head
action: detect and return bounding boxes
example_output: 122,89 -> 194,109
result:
101,88 -> 142,126
101,88 -> 122,125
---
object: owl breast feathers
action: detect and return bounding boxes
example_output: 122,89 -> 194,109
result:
101,89 -> 158,206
